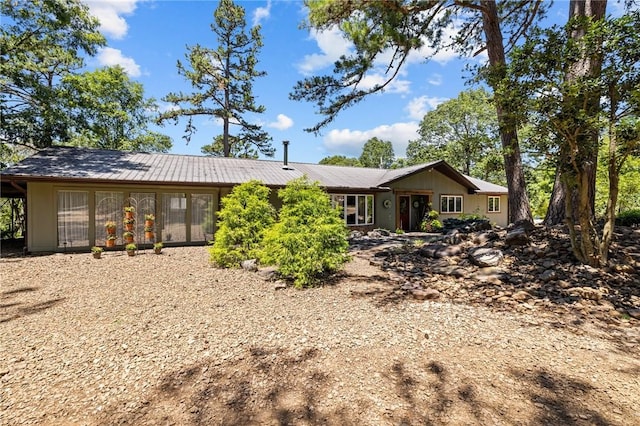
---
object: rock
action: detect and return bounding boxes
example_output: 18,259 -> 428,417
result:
412,288 -> 440,301
443,229 -> 463,245
418,244 -> 462,259
468,247 -> 504,267
274,280 -> 287,290
512,290 -> 531,301
539,269 -> 557,282
505,228 -> 529,246
349,230 -> 363,239
473,231 -> 499,245
627,309 -> 640,320
257,266 -> 278,281
371,228 -> 391,237
241,259 -> 258,272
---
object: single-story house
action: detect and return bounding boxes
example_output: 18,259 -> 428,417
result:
0,146 -> 508,252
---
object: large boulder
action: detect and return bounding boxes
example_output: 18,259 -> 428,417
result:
505,228 -> 529,246
468,247 -> 504,267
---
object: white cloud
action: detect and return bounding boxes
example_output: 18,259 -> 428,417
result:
405,96 -> 448,120
358,73 -> 411,94
323,122 -> 420,157
84,0 -> 139,40
268,114 -> 294,130
428,73 -> 442,86
97,47 -> 141,77
297,27 -> 353,75
253,0 -> 271,26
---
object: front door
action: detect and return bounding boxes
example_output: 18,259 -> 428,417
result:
398,196 -> 410,232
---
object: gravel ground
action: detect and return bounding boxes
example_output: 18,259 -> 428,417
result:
1,246 -> 639,425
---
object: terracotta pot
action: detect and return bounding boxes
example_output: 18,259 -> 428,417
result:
125,224 -> 134,231
124,236 -> 134,244
125,211 -> 134,219
92,252 -> 102,259
145,220 -> 154,228
127,250 -> 135,257
106,226 -> 117,235
145,231 -> 154,240
154,248 -> 162,255
106,239 -> 116,248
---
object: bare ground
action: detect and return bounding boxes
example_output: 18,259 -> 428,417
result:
1,245 -> 639,425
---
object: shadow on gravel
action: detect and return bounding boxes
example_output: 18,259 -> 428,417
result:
0,286 -> 65,324
510,367 -> 616,425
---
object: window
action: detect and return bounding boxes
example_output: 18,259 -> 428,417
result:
191,193 -> 214,242
58,191 -> 89,248
440,195 -> 463,213
162,193 -> 186,242
488,196 -> 500,213
331,194 -> 374,226
95,191 -> 123,246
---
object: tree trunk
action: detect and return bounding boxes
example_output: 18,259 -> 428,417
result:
480,1 -> 533,225
544,0 -> 607,226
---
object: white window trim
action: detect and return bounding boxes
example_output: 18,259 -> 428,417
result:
440,195 -> 463,214
488,196 -> 501,213
331,194 -> 374,226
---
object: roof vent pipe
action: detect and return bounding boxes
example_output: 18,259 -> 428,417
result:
282,140 -> 291,170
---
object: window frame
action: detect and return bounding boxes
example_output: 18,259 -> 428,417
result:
330,194 -> 374,226
440,195 -> 463,214
487,196 -> 501,213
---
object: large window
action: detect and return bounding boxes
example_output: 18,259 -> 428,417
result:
95,191 -> 124,246
191,193 -> 214,242
331,194 -> 374,226
488,196 -> 500,213
162,193 -> 187,242
58,191 -> 89,248
440,195 -> 463,213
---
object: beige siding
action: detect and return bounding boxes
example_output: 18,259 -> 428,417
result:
27,182 -> 219,252
388,170 -> 508,228
376,193 -> 395,230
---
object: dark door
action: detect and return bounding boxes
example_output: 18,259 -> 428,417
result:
398,196 -> 410,232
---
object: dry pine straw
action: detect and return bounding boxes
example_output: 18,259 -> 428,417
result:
1,246 -> 639,425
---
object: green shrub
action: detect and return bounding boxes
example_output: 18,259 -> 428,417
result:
209,180 -> 275,267
420,210 -> 443,232
261,177 -> 349,288
616,209 -> 640,226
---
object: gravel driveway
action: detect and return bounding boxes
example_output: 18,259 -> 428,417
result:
1,246 -> 639,425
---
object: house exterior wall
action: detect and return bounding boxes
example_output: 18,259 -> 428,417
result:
26,182 -> 219,252
387,170 -> 509,228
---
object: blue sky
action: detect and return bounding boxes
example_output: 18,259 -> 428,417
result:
81,0 -> 626,164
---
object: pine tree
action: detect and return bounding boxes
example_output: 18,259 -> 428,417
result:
157,0 -> 272,157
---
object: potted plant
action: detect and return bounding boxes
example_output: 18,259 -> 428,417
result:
106,235 -> 117,248
123,218 -> 135,231
124,206 -> 135,219
144,226 -> 154,240
123,231 -> 134,244
144,214 -> 155,228
91,246 -> 104,259
153,242 -> 163,254
125,243 -> 137,256
105,221 -> 117,235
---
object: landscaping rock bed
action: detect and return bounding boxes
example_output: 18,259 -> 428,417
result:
1,236 -> 639,425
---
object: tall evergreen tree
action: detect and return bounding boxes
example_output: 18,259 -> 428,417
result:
157,0 -> 272,157
290,0 -> 547,225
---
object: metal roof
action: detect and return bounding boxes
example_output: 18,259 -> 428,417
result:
0,147 -> 507,194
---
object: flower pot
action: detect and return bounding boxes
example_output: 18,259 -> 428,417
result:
106,226 -> 117,235
124,224 -> 134,232
106,239 -> 116,248
145,231 -> 154,240
154,247 -> 162,255
145,220 -> 154,228
126,250 -> 135,257
92,252 -> 102,259
124,236 -> 134,244
125,211 -> 134,219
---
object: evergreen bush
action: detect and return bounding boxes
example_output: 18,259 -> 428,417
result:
616,209 -> 640,227
261,177 -> 349,288
209,180 -> 275,267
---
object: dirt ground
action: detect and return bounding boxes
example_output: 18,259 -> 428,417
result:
1,244 -> 639,425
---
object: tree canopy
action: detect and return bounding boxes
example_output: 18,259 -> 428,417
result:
406,88 -> 504,184
359,137 -> 395,169
318,155 -> 362,167
157,0 -> 272,158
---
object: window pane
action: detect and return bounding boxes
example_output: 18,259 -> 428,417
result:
448,197 -> 455,213
58,191 -> 89,248
95,191 -> 123,246
162,193 -> 186,243
130,192 -> 156,219
441,197 -> 447,212
191,193 -> 214,242
455,197 -> 462,212
366,195 -> 374,224
357,195 -> 366,224
346,195 -> 356,225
